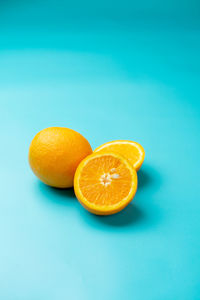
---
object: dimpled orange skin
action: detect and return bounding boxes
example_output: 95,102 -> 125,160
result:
28,127 -> 93,188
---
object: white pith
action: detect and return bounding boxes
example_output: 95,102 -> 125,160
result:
100,171 -> 120,186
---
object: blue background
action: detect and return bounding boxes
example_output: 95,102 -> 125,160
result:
0,1 -> 200,299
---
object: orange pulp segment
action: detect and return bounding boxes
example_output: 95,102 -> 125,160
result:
94,140 -> 145,171
74,153 -> 137,215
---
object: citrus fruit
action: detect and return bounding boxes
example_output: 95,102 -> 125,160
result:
94,140 -> 145,171
74,152 -> 137,215
29,127 -> 92,188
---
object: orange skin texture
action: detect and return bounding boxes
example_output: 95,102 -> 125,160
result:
29,127 -> 92,188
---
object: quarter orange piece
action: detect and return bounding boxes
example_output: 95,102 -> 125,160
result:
94,140 -> 145,171
74,152 -> 137,215
29,127 -> 92,188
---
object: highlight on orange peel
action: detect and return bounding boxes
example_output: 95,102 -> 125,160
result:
74,152 -> 138,215
28,127 -> 92,188
94,140 -> 145,171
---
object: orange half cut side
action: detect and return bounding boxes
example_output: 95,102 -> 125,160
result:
94,140 -> 145,171
74,153 -> 137,215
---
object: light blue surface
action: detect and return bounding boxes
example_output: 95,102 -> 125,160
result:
0,1 -> 200,299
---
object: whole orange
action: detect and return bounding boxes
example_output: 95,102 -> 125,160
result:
28,127 -> 92,188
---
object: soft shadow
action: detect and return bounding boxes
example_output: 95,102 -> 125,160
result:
137,165 -> 162,191
86,203 -> 145,227
36,165 -> 162,228
88,165 -> 162,228
37,181 -> 76,204
137,169 -> 152,189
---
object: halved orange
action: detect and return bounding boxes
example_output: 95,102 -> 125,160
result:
94,140 -> 145,171
74,152 -> 137,215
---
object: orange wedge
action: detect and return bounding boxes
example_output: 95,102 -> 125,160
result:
94,140 -> 145,171
74,153 -> 137,215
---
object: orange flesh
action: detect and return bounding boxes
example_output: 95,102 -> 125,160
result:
95,142 -> 143,169
79,155 -> 133,206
